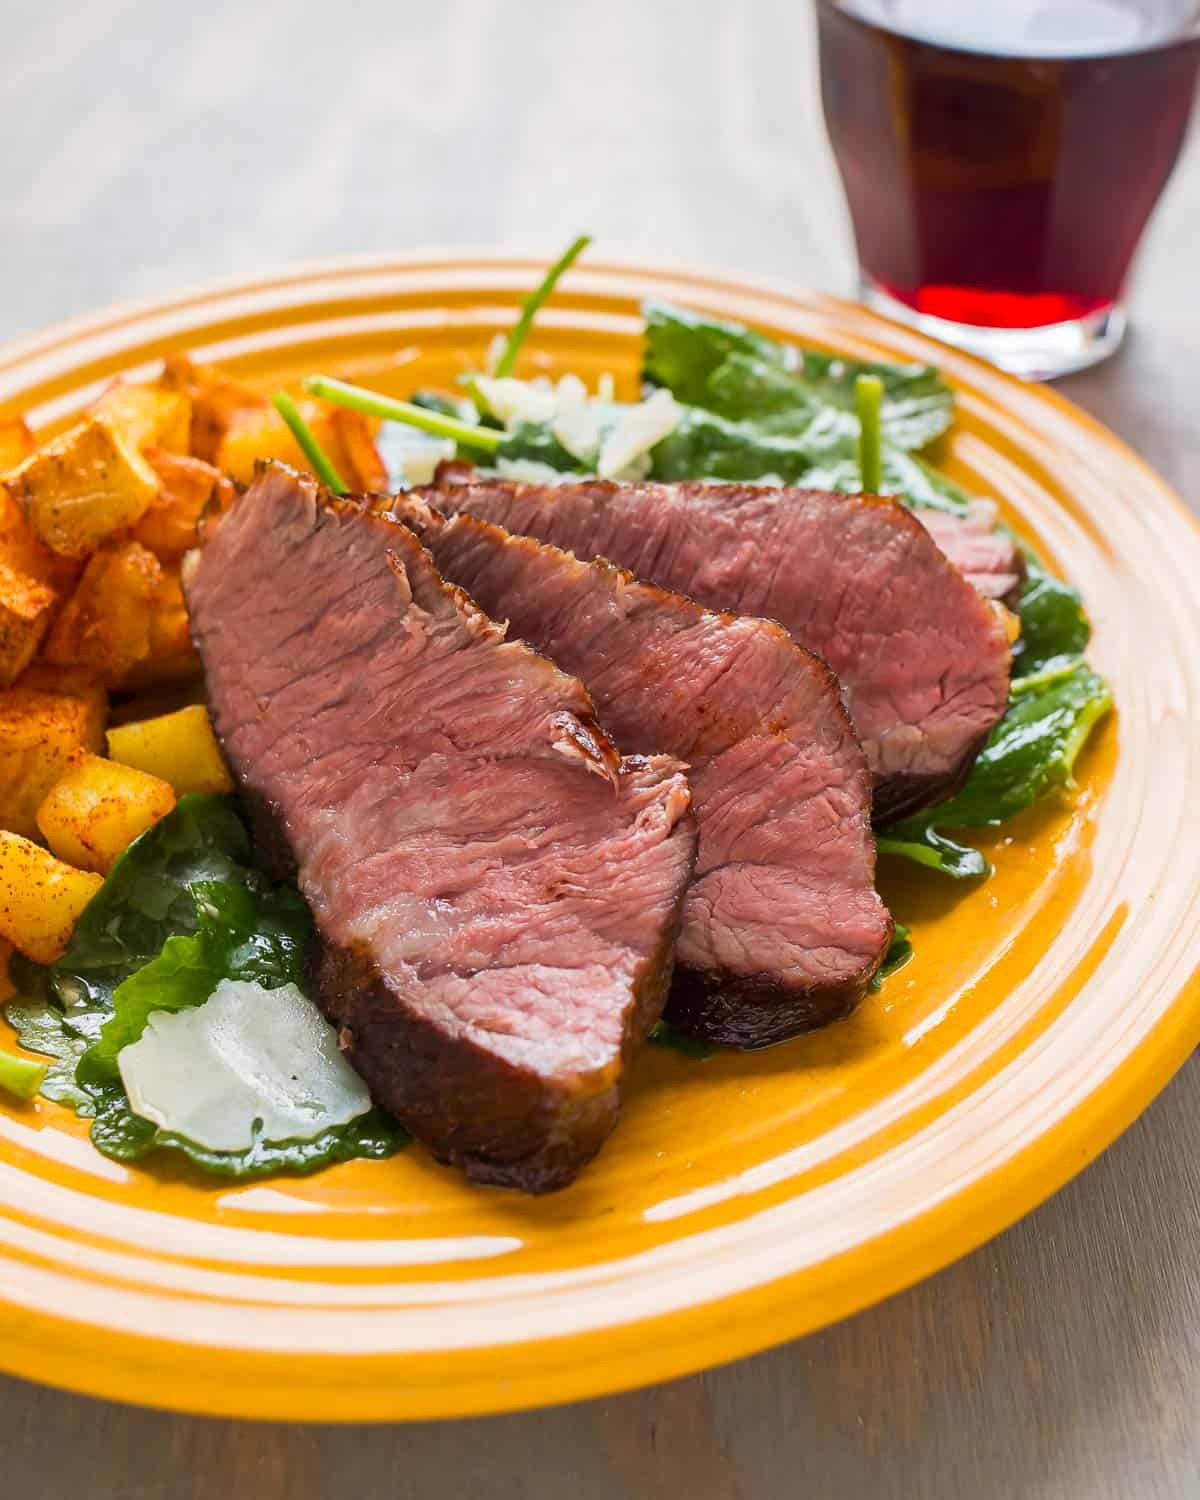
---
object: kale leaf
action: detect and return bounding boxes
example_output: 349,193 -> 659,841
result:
51,794 -> 252,1009
650,404 -> 816,484
871,922 -> 915,990
643,301 -> 953,451
911,664 -> 1112,829
880,665 -> 1113,877
5,993 -> 99,1112
500,420 -> 588,472
1012,550 -> 1092,678
641,336 -> 963,510
86,1086 -> 409,1180
643,299 -> 786,407
795,350 -> 954,451
876,828 -> 990,881
75,879 -> 306,1086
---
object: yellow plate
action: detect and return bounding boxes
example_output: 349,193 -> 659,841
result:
0,254 -> 1194,1422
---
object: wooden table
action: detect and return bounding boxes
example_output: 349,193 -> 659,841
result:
3,2 -> 1199,1494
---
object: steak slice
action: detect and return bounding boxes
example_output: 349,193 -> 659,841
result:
185,464 -> 697,1192
424,475 -> 1013,823
919,501 -> 1024,604
388,495 -> 893,1049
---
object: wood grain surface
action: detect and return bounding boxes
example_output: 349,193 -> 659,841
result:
3,1 -> 1199,1495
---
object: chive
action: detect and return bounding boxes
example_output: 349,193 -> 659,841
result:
0,1047 -> 47,1102
464,376 -> 496,420
493,234 -> 592,378
856,373 -> 884,494
875,835 -> 943,871
304,376 -> 503,453
272,392 -> 348,493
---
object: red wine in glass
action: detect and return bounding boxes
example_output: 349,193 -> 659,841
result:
818,0 -> 1200,377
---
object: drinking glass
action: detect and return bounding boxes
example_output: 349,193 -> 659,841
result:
817,0 -> 1200,378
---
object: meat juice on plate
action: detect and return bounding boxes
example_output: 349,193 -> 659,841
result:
817,0 -> 1200,376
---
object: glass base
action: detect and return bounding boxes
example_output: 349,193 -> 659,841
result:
859,279 -> 1127,381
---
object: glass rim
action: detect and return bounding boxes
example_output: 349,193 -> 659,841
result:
816,0 -> 1200,63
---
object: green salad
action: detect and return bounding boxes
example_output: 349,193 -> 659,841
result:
6,796 -> 408,1176
2,236 -> 1112,1168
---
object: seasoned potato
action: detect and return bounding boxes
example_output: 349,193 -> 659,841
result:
16,661 -> 107,722
0,832 -> 103,964
216,399 -> 387,489
37,750 -> 176,874
43,541 -> 162,687
0,489 -> 80,595
330,408 -> 389,491
107,703 -> 233,796
134,448 -> 235,559
214,398 -> 324,485
119,567 -> 201,690
0,684 -> 107,838
0,558 -> 57,686
90,380 -> 191,458
0,417 -> 35,475
160,353 -> 267,463
6,420 -> 159,559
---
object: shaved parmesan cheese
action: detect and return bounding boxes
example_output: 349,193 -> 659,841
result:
496,458 -> 571,484
555,373 -> 589,403
377,422 -> 458,491
597,389 -> 679,479
399,439 -> 456,486
118,980 -> 371,1152
553,386 -> 603,462
611,451 -> 653,482
473,376 -> 557,429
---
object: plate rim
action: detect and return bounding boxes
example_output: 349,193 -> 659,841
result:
1,250 -> 1198,1422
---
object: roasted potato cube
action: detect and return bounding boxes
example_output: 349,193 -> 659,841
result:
16,661 -> 107,720
107,703 -> 233,796
0,684 -> 107,838
0,831 -> 103,964
90,380 -> 191,457
0,489 -> 80,595
7,420 -> 159,559
43,541 -> 163,687
0,938 -> 13,1004
0,559 -> 57,686
214,398 -> 321,485
215,398 -> 387,489
0,417 -> 35,476
118,567 -> 201,690
160,353 -> 267,463
330,409 -> 388,491
133,448 -> 235,559
37,750 -> 176,874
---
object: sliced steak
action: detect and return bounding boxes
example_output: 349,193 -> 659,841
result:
185,464 -> 697,1192
388,495 -> 893,1049
424,475 -> 1013,823
919,501 -> 1024,603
